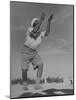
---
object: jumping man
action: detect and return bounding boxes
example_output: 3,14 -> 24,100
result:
21,12 -> 54,89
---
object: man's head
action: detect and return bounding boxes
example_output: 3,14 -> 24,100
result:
31,12 -> 46,28
31,18 -> 40,27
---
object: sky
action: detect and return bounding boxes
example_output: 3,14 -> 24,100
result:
10,1 -> 73,80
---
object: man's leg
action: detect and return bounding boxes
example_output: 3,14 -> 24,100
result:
21,53 -> 29,88
22,68 -> 28,86
35,63 -> 43,89
21,46 -> 34,89
32,54 -> 43,89
21,65 -> 29,90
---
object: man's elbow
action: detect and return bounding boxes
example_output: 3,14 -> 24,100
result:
45,32 -> 50,36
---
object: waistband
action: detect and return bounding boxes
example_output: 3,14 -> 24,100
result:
24,45 -> 37,52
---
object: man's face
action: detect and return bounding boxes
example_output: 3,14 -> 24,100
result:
33,19 -> 40,27
32,19 -> 41,34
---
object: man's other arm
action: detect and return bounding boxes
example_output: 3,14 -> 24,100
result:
45,14 -> 54,36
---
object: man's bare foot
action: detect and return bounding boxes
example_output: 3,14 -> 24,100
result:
34,84 -> 43,90
22,81 -> 28,90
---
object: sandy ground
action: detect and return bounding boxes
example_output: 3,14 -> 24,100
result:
11,82 -> 73,98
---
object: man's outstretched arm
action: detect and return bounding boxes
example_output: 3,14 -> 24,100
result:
45,14 -> 54,36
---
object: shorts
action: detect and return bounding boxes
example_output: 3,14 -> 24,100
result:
21,45 -> 43,70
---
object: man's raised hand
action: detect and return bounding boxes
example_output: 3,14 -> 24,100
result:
48,14 -> 54,21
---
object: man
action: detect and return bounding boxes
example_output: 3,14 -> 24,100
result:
21,12 -> 54,90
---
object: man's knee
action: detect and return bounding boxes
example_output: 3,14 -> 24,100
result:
21,62 -> 29,71
39,63 -> 43,70
37,63 -> 43,78
34,63 -> 43,70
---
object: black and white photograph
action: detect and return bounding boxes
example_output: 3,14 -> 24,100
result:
10,1 -> 74,99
